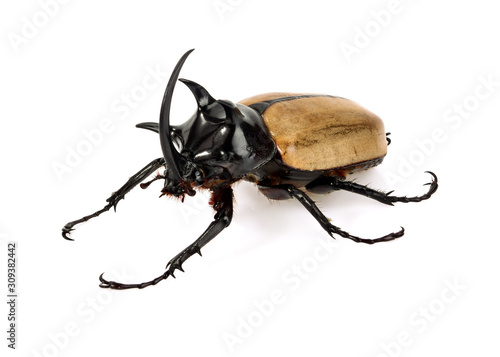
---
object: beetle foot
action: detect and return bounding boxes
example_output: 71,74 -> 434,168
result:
99,273 -> 130,289
329,225 -> 405,244
62,225 -> 75,241
99,271 -> 171,290
99,243 -> 205,289
386,171 -> 438,204
421,171 -> 438,199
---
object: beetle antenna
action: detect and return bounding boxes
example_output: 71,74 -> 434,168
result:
139,171 -> 165,189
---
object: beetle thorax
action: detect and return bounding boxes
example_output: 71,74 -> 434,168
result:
172,101 -> 276,184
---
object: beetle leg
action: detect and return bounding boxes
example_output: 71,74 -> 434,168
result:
61,157 -> 165,240
98,186 -> 233,289
306,171 -> 438,206
265,184 -> 404,244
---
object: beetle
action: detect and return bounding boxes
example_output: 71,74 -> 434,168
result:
62,49 -> 438,289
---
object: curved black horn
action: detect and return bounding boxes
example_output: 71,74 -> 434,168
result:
159,49 -> 194,181
179,78 -> 225,121
136,122 -> 159,133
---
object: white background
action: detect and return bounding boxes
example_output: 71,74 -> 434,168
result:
1,0 -> 499,356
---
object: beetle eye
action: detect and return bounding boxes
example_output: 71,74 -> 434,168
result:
194,169 -> 204,185
219,150 -> 229,161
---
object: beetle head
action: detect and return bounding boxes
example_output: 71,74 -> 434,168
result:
137,49 -> 276,198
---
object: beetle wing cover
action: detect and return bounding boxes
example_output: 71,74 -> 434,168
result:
240,93 -> 387,171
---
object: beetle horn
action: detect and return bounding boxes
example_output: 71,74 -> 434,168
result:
179,78 -> 226,121
159,49 -> 194,182
136,122 -> 159,133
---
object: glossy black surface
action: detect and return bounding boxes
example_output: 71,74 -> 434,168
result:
173,98 -> 277,181
158,49 -> 194,196
137,78 -> 277,189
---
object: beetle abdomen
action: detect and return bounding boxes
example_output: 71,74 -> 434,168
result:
239,93 -> 387,171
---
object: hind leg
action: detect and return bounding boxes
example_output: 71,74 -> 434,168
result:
258,184 -> 404,244
306,171 -> 438,206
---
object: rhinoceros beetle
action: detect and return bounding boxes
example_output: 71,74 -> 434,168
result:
62,49 -> 438,289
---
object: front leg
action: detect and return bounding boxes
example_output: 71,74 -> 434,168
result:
62,157 -> 165,240
99,186 -> 234,289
